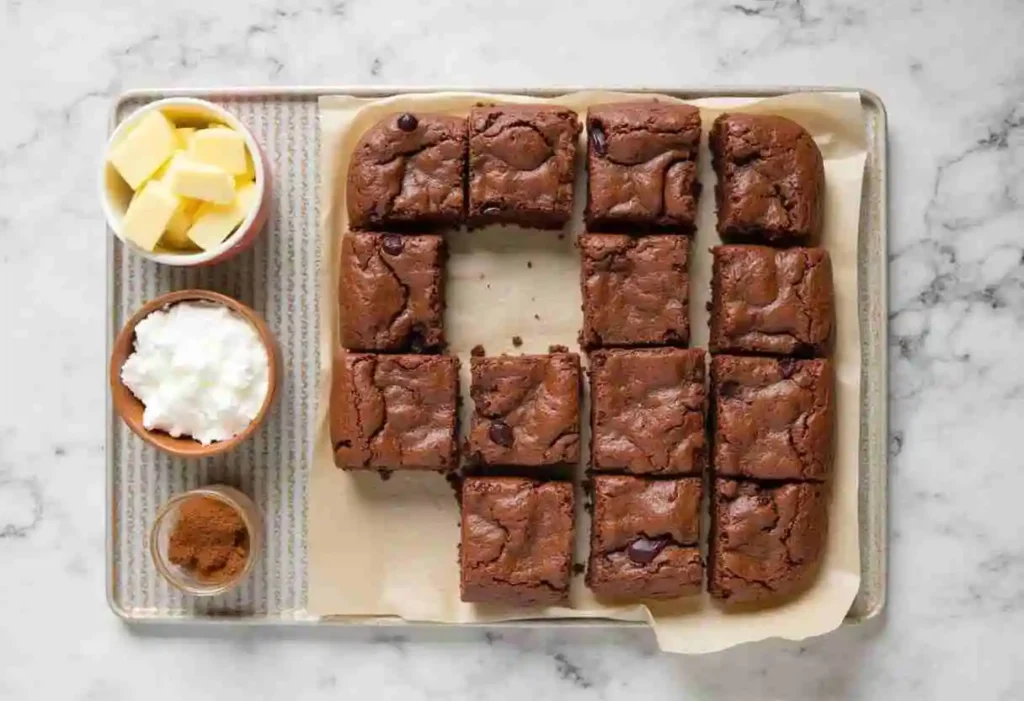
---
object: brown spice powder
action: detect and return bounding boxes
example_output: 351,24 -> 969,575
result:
168,496 -> 250,584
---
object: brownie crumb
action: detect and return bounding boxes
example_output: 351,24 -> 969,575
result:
534,314 -> 541,320
471,344 -> 486,357
573,563 -> 585,575
527,261 -> 533,269
378,469 -> 393,482
549,344 -> 569,353
512,336 -> 523,347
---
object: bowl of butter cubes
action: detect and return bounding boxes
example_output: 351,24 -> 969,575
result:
101,97 -> 271,266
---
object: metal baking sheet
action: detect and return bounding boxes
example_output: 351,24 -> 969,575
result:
106,86 -> 887,626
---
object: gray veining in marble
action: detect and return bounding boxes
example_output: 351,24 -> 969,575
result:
2,0 -> 1024,698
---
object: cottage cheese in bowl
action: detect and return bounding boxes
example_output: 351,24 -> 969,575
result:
121,301 -> 270,445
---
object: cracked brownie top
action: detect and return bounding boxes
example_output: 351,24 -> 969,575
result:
587,475 -> 703,600
590,348 -> 706,475
710,245 -> 833,357
330,352 -> 458,471
585,101 -> 701,231
467,105 -> 581,229
460,477 -> 574,605
580,233 -> 690,349
468,353 -> 581,467
711,355 -> 833,482
346,112 -> 466,229
710,112 -> 825,245
339,232 -> 445,353
709,479 -> 827,604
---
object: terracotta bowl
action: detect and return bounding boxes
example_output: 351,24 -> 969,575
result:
109,289 -> 279,458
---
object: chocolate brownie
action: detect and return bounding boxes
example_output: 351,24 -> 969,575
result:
468,353 -> 581,467
460,477 -> 574,605
710,113 -> 825,245
580,234 -> 690,349
710,245 -> 833,357
709,479 -> 827,604
468,105 -> 581,229
585,102 -> 701,231
347,112 -> 466,229
587,476 -> 703,600
339,232 -> 445,353
590,349 -> 706,475
330,352 -> 458,471
712,355 -> 833,481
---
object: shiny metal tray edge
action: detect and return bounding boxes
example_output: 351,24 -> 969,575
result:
105,85 -> 888,628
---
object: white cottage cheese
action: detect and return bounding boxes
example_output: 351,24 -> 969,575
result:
121,301 -> 270,445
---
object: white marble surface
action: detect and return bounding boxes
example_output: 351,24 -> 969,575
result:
2,0 -> 1023,698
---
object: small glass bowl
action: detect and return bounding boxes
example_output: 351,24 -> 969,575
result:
150,485 -> 263,597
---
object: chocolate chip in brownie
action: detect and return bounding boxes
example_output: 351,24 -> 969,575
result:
589,121 -> 607,155
488,420 -> 514,447
382,234 -> 404,255
627,536 -> 669,565
396,113 -> 419,132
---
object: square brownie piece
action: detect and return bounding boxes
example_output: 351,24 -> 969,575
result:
590,349 -> 706,475
587,475 -> 703,601
709,479 -> 827,604
712,355 -> 833,481
339,232 -> 445,353
347,112 -> 466,229
468,353 -> 581,467
330,352 -> 458,471
468,105 -> 581,229
710,113 -> 825,245
580,234 -> 690,349
709,245 -> 833,357
585,101 -> 701,231
460,477 -> 574,605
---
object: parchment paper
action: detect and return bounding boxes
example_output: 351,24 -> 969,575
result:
310,90 -> 865,654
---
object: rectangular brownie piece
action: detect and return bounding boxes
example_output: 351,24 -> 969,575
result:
710,113 -> 825,245
709,479 -> 827,604
468,105 -> 581,229
460,477 -> 574,606
587,475 -> 703,601
339,232 -> 445,353
709,245 -> 833,357
585,101 -> 701,231
330,352 -> 458,471
590,348 -> 706,475
711,355 -> 833,481
580,233 -> 690,349
468,353 -> 581,468
347,112 -> 466,229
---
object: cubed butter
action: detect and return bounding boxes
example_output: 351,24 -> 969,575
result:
188,127 -> 248,175
161,198 -> 201,250
187,182 -> 260,251
121,180 -> 181,251
108,110 -> 177,190
235,150 -> 257,187
151,149 -> 188,183
175,127 -> 197,150
167,159 -> 236,204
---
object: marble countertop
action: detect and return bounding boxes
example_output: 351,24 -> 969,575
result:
3,0 -> 1023,698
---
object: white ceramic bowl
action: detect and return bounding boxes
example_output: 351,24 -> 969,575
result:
100,97 -> 272,267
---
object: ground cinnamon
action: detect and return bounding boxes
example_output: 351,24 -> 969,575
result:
168,495 -> 250,584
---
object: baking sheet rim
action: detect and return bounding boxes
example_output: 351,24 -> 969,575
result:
104,85 -> 887,627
